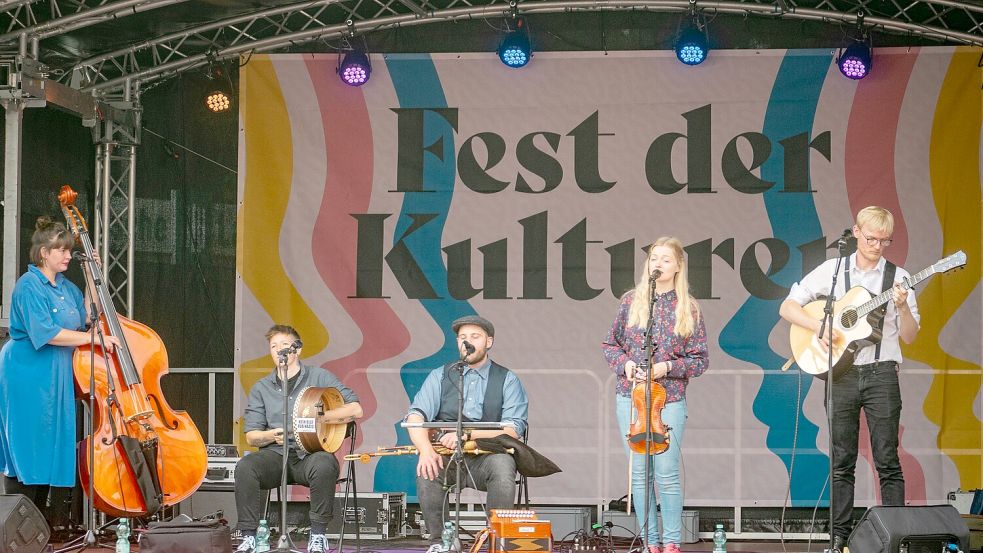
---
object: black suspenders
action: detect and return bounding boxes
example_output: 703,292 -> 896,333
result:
842,255 -> 896,362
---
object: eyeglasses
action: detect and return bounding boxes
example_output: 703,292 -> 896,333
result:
859,229 -> 893,247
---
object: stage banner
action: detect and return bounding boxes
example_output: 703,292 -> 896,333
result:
235,47 -> 982,507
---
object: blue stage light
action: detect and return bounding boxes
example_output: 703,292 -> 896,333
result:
675,26 -> 708,66
498,17 -> 531,68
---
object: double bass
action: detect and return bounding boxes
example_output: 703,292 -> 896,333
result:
59,186 -> 207,517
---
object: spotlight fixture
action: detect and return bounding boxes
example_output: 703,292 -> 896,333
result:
498,5 -> 531,68
837,13 -> 872,80
338,49 -> 371,86
202,61 -> 235,114
675,26 -> 709,66
205,90 -> 231,113
837,42 -> 871,79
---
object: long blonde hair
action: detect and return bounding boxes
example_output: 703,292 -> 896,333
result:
626,237 -> 701,337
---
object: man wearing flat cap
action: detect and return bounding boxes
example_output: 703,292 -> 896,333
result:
405,314 -> 529,553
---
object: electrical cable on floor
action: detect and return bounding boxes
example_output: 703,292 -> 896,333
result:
780,366 -> 807,552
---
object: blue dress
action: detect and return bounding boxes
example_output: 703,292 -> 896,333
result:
0,264 -> 86,486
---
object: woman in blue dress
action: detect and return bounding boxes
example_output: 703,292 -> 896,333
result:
0,216 -> 118,513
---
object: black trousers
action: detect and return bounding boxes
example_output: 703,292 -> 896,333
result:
233,448 -> 340,533
826,362 -> 904,539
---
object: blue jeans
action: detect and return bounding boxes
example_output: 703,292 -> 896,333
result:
827,362 -> 904,539
616,395 -> 687,545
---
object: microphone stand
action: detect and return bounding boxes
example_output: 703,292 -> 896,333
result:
57,256 -> 113,552
443,347 -> 470,553
819,237 -> 848,553
638,275 -> 660,553
274,350 -> 302,553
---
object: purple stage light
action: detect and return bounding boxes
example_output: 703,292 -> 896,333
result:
838,42 -> 872,80
339,50 -> 371,86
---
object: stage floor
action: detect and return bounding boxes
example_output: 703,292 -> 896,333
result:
48,535 -> 837,553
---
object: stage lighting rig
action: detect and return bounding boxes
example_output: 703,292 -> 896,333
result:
338,20 -> 372,86
498,2 -> 531,68
837,13 -> 873,79
674,0 -> 709,66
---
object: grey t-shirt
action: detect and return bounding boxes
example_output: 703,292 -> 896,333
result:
243,363 -> 359,458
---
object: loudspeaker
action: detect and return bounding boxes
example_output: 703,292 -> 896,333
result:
178,484 -> 238,526
0,494 -> 50,553
848,505 -> 969,553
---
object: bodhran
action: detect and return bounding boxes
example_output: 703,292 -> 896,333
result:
292,386 -> 346,454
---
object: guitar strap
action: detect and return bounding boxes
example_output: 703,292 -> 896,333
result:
842,255 -> 897,362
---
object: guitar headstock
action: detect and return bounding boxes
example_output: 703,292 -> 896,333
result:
932,251 -> 967,274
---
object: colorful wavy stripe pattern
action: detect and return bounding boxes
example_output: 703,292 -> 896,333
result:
238,57 -> 330,445
373,55 -> 478,498
237,50 -> 981,502
843,49 -> 926,502
919,47 -> 982,489
304,56 -> 407,436
718,50 -> 832,505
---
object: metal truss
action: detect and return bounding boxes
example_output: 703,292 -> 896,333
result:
0,0 -> 980,309
92,88 -> 140,317
0,0 -> 977,94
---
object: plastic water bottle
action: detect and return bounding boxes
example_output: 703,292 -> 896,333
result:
441,521 -> 455,552
255,519 -> 272,552
115,518 -> 130,553
712,523 -> 727,553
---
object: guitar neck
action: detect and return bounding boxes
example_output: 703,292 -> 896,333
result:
856,265 -> 934,317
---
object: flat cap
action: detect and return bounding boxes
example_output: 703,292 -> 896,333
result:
451,315 -> 495,337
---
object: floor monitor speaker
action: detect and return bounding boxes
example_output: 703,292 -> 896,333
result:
0,493 -> 50,553
849,505 -> 969,553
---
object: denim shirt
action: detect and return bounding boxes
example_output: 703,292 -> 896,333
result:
407,358 -> 529,437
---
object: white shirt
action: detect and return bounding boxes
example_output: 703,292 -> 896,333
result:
786,253 -> 920,365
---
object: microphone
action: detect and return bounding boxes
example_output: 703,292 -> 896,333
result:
462,341 -> 476,355
649,268 -> 662,283
838,227 -> 854,247
276,339 -> 303,357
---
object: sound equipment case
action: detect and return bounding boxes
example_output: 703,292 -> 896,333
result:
325,492 -> 406,540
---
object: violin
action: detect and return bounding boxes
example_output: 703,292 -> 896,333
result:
626,372 -> 670,455
59,185 -> 207,517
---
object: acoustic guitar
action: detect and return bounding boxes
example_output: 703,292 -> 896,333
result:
789,250 -> 966,380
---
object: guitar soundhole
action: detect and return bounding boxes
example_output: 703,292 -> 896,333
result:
840,309 -> 858,329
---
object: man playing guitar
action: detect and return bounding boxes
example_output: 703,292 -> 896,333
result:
779,206 -> 920,552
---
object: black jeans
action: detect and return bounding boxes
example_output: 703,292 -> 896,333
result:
826,362 -> 904,539
233,448 -> 340,533
417,453 -> 517,542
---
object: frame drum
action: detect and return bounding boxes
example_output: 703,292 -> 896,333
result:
292,386 -> 346,454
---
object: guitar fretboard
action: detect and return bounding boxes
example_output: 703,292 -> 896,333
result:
856,266 -> 935,317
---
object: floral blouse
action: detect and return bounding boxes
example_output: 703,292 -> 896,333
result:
602,289 -> 709,402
